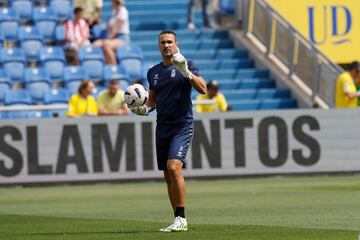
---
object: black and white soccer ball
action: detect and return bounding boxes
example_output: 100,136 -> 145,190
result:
124,84 -> 148,106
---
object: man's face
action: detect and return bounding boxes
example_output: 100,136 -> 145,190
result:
108,84 -> 119,96
75,11 -> 83,21
159,34 -> 178,58
207,88 -> 217,99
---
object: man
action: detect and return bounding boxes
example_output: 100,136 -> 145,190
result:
195,80 -> 228,112
128,30 -> 207,232
65,7 -> 90,65
335,61 -> 360,108
97,79 -> 129,116
74,0 -> 103,28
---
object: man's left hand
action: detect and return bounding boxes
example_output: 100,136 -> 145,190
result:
171,48 -> 193,80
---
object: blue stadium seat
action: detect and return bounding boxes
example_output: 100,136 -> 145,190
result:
50,0 -> 72,21
19,26 -> 43,62
24,67 -> 49,82
40,46 -> 66,82
47,109 -> 67,118
25,68 -> 50,102
66,81 -> 80,95
217,79 -> 276,90
7,111 -> 29,119
0,7 -> 16,21
63,65 -> 87,82
34,7 -> 58,43
78,46 -> 104,82
12,0 -> 33,22
4,88 -> 32,105
103,64 -> 130,83
229,100 -> 261,111
116,44 -> 144,81
0,32 -> 3,46
44,88 -> 69,104
55,24 -> 65,45
0,111 -> 7,119
6,109 -> 49,119
64,65 -> 88,94
0,8 -> 18,42
78,46 -> 104,62
6,109 -> 48,119
0,69 -> 10,104
27,110 -> 49,119
93,86 -> 105,97
44,88 -> 69,118
33,6 -> 58,22
260,99 -> 298,109
0,48 -> 26,83
219,0 -> 236,15
119,80 -> 129,91
92,23 -> 107,39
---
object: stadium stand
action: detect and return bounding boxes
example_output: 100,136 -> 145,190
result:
0,0 -> 297,119
122,0 -> 297,111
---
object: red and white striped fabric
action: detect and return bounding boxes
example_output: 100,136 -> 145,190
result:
65,19 -> 90,47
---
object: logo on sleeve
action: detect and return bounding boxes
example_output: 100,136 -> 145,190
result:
154,74 -> 159,85
177,146 -> 184,157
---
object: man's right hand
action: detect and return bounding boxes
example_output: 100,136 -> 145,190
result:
130,105 -> 150,115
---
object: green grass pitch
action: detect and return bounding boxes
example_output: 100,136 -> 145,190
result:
0,175 -> 359,239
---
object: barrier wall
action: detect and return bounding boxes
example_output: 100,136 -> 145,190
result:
266,0 -> 360,63
0,109 -> 360,185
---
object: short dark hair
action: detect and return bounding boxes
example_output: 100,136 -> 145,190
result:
108,79 -> 119,86
74,7 -> 83,15
112,0 -> 123,5
207,80 -> 219,91
349,61 -> 360,73
159,30 -> 177,40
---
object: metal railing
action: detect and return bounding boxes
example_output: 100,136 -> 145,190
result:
241,0 -> 343,107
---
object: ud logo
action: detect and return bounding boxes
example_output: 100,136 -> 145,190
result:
308,5 -> 352,45
171,69 -> 176,78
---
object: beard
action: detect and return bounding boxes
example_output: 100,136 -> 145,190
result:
161,49 -> 173,58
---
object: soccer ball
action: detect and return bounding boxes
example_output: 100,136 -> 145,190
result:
124,84 -> 148,106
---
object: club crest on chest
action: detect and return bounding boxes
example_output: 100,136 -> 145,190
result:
171,69 -> 176,78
